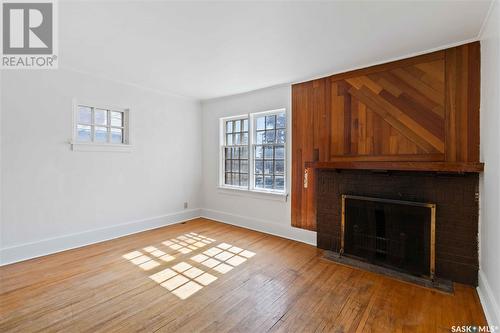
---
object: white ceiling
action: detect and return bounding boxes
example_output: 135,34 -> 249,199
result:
60,1 -> 492,100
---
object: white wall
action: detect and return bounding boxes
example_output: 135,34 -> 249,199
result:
200,85 -> 316,245
0,69 -> 202,265
478,0 -> 500,326
0,72 -> 3,257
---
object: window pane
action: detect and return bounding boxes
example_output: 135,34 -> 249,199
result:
275,160 -> 285,174
232,173 -> 240,186
95,126 -> 108,143
225,147 -> 232,159
256,131 -> 265,144
264,176 -> 273,189
240,174 -> 248,187
240,146 -> 248,159
266,115 -> 276,129
276,113 -> 286,128
264,146 -> 274,159
242,119 -> 248,131
264,160 -> 273,174
265,130 -> 275,143
225,159 -> 231,172
275,176 -> 285,190
233,133 -> 240,145
77,124 -> 91,142
256,116 -> 265,130
275,146 -> 285,159
94,109 -> 107,126
111,111 -> 123,127
277,129 -> 286,143
225,173 -> 232,185
240,160 -> 248,173
255,176 -> 264,189
226,134 -> 233,145
226,121 -> 233,133
234,120 -> 241,132
241,132 -> 248,145
232,147 -> 239,159
110,128 -> 123,144
255,146 -> 263,159
255,160 -> 264,174
232,160 -> 239,173
78,106 -> 92,124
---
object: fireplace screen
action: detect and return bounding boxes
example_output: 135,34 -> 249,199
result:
341,195 -> 436,280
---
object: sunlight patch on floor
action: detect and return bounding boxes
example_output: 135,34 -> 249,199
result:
122,232 -> 256,300
161,232 -> 215,254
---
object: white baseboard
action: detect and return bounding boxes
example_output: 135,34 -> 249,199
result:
0,208 -> 201,266
200,208 -> 317,246
477,270 -> 500,326
1,208 -> 317,266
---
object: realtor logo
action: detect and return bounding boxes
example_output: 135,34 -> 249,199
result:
1,0 -> 58,69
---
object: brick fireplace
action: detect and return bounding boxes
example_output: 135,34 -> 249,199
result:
316,169 -> 479,286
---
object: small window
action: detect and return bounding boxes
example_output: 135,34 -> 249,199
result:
220,109 -> 286,194
74,103 -> 129,146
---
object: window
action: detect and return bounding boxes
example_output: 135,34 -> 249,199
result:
223,118 -> 249,187
220,109 -> 286,194
72,101 -> 131,152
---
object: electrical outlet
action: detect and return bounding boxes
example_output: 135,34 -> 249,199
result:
184,202 -> 188,209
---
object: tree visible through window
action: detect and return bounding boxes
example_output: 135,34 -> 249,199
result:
253,113 -> 286,191
221,110 -> 286,193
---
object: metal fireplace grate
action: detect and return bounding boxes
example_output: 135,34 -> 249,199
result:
340,194 -> 436,280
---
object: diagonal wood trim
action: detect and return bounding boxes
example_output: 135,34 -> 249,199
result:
373,71 -> 445,118
415,60 -> 445,84
345,76 -> 383,94
368,75 -> 403,97
379,91 -> 445,140
407,62 -> 445,94
348,86 -> 445,153
347,73 -> 445,140
390,68 -> 444,105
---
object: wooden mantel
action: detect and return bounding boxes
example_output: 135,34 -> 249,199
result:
305,161 -> 484,173
292,42 -> 481,231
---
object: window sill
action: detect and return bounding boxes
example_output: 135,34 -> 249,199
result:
70,142 -> 134,153
217,186 -> 288,202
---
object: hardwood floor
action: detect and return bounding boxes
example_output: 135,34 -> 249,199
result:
0,218 -> 486,332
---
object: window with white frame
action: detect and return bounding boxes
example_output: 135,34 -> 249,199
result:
75,104 -> 129,145
220,109 -> 286,193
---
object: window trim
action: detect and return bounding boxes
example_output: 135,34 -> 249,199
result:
218,108 -> 287,196
70,99 -> 133,152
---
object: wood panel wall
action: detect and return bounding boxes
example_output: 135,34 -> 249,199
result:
291,79 -> 327,231
291,42 -> 480,230
330,52 -> 445,159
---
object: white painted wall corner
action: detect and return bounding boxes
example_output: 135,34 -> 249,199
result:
478,270 -> 500,326
200,208 -> 317,246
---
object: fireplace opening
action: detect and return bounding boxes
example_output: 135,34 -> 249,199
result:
341,195 -> 436,280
